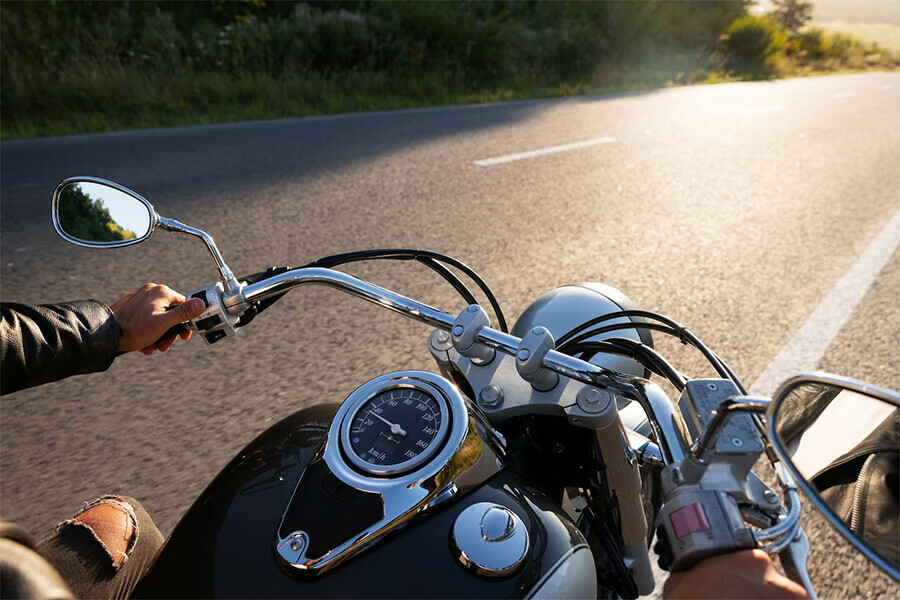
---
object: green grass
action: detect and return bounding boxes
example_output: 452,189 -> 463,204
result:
3,61 -> 895,141
0,60 -> 720,140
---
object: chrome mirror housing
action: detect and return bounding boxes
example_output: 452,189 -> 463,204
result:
768,373 -> 900,581
52,177 -> 156,248
52,176 -> 243,298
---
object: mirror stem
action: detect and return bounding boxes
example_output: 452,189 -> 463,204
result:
157,216 -> 241,294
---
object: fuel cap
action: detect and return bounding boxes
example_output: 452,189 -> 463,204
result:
451,502 -> 528,577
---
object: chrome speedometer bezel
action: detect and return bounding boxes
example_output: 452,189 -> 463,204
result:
339,378 -> 451,477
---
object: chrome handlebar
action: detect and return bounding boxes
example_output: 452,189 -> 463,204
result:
240,266 -> 692,464
242,267 -> 617,384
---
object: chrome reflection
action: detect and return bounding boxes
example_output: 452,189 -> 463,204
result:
274,371 -> 504,575
769,373 -> 900,580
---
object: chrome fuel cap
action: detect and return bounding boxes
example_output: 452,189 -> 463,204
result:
451,502 -> 528,577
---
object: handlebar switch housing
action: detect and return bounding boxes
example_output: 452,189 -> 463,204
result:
654,487 -> 755,571
188,282 -> 240,344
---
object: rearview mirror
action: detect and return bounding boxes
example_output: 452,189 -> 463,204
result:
52,177 -> 156,247
769,373 -> 899,580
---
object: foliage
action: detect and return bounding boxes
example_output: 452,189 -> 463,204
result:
720,16 -> 787,75
771,0 -> 814,33
788,28 -> 828,60
0,0 -> 892,138
57,185 -> 136,242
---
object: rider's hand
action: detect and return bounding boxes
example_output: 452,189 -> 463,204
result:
663,549 -> 809,600
109,283 -> 206,354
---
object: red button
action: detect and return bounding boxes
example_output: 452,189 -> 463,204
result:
670,502 -> 711,539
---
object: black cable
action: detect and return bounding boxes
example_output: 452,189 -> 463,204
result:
565,321 -> 732,381
557,310 -> 746,390
565,338 -> 688,391
306,249 -> 508,332
418,257 -> 479,306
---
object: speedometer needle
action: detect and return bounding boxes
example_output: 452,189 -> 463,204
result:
367,411 -> 407,436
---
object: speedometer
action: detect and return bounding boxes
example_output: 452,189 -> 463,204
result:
340,383 -> 450,477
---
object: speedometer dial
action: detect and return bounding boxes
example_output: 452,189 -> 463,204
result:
341,384 -> 449,476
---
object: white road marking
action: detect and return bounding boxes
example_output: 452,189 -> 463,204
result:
831,91 -> 855,99
877,84 -> 893,90
751,207 -> 900,396
473,136 -> 616,166
738,105 -> 784,117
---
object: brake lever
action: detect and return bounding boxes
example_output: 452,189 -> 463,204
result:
778,529 -> 817,600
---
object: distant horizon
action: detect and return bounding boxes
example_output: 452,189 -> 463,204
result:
812,0 -> 900,25
753,0 -> 900,25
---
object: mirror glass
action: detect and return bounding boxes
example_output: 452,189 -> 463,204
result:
55,181 -> 153,245
770,380 -> 899,573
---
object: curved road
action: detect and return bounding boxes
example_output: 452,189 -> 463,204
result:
2,72 -> 898,596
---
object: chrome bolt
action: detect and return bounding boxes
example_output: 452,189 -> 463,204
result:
764,490 -> 779,505
467,305 -> 479,313
452,325 -> 464,336
435,330 -> 450,343
517,349 -> 531,361
731,437 -> 744,447
479,385 -> 504,409
290,540 -> 301,551
576,387 -> 611,413
584,389 -> 603,404
532,327 -> 543,335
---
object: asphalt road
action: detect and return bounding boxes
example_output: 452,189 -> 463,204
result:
2,72 -> 898,597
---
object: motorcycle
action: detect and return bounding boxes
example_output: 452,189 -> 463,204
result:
51,176 -> 899,598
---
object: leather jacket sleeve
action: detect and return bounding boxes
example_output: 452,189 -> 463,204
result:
0,301 -> 121,395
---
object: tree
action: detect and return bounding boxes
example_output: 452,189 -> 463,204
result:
771,0 -> 813,33
57,184 -> 136,242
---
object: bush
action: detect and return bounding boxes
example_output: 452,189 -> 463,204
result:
721,15 -> 787,74
790,28 -> 827,59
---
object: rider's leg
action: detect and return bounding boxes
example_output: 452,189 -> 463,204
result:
37,496 -> 163,600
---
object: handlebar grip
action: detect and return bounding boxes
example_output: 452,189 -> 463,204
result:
154,321 -> 191,346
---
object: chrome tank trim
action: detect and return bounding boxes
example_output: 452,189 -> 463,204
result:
274,371 -> 504,575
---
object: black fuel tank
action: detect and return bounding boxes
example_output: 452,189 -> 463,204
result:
133,403 -> 593,598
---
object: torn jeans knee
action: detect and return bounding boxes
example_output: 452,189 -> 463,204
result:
61,496 -> 138,569
37,495 -> 163,600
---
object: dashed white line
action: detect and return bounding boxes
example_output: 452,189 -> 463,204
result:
831,91 -> 855,99
751,206 -> 900,395
738,105 -> 784,117
473,136 -> 616,166
877,84 -> 893,91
